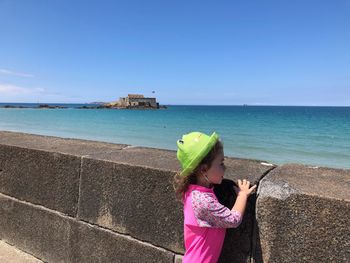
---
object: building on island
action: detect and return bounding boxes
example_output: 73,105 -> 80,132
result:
106,94 -> 160,109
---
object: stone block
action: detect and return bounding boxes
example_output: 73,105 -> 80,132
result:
255,164 -> 350,263
69,218 -> 174,263
0,131 -> 127,216
0,144 -> 80,216
78,155 -> 184,253
0,193 -> 175,263
0,193 -> 72,262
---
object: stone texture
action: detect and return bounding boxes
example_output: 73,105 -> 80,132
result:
0,131 -> 127,216
255,164 -> 350,263
0,193 -> 175,263
0,240 -> 43,263
69,219 -> 174,263
0,144 -> 81,216
223,157 -> 275,184
0,193 -> 72,262
86,146 -> 180,172
78,157 -> 184,253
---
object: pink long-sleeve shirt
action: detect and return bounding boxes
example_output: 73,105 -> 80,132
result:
182,184 -> 242,263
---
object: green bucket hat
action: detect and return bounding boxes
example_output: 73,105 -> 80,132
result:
177,131 -> 219,177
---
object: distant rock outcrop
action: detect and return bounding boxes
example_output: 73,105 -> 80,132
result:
103,94 -> 164,109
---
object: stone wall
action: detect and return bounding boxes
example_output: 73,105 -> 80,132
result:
0,131 -> 349,262
255,164 -> 350,262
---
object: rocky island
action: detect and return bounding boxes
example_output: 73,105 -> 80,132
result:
0,104 -> 68,109
79,94 -> 167,109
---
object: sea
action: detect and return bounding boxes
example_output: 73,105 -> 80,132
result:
0,103 -> 349,170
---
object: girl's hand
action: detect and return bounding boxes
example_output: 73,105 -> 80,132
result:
235,179 -> 257,196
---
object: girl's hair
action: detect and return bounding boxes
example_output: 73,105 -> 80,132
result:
173,140 -> 223,200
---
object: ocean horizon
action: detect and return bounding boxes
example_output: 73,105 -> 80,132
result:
1,102 -> 349,107
1,103 -> 349,170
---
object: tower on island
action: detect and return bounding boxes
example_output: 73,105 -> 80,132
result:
105,94 -> 160,109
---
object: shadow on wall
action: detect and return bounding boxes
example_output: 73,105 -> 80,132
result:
214,179 -> 263,263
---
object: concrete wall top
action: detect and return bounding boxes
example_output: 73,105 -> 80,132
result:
0,131 -> 127,157
258,163 -> 350,201
0,130 -> 275,177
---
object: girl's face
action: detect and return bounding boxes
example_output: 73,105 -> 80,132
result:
206,151 -> 226,185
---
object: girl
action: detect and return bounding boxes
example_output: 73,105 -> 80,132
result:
174,131 -> 256,263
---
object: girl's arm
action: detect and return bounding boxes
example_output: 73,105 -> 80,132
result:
190,180 -> 256,228
232,179 -> 257,215
191,191 -> 243,228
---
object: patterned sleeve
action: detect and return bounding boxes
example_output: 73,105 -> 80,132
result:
191,190 -> 242,228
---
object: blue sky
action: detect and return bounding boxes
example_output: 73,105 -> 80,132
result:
0,0 -> 349,105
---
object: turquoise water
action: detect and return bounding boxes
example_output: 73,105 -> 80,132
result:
0,104 -> 349,170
